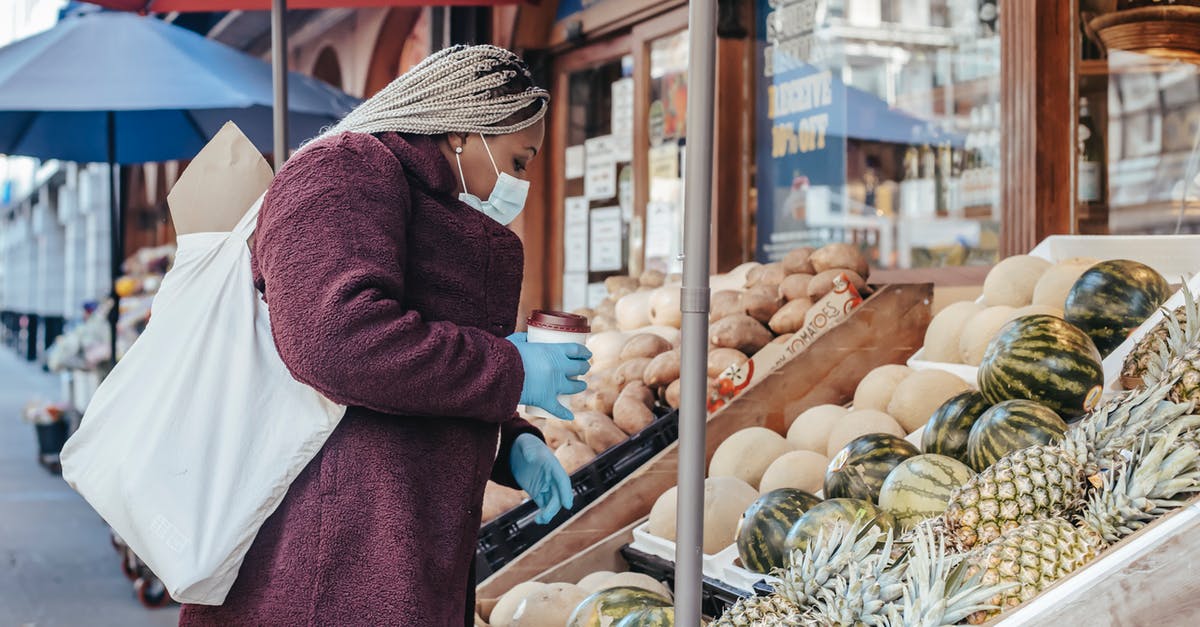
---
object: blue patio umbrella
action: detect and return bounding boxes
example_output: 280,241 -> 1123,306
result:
0,9 -> 360,360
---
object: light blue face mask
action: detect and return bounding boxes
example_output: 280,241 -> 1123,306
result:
455,134 -> 530,226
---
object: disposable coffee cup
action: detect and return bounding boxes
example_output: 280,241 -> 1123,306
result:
521,310 -> 591,421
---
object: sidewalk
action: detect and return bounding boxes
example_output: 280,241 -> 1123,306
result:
0,350 -> 179,627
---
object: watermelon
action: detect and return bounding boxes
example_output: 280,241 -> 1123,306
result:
922,391 -> 991,463
966,399 -> 1067,471
783,498 -> 895,554
877,454 -> 975,530
567,587 -> 673,627
736,488 -> 822,574
1065,259 -> 1170,356
978,314 -> 1104,420
613,607 -> 674,627
824,433 -> 920,503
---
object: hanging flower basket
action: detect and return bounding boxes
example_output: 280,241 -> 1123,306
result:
1090,3 -> 1200,62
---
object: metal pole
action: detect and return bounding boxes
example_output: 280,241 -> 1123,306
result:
106,111 -> 120,366
271,0 -> 288,171
675,0 -> 717,624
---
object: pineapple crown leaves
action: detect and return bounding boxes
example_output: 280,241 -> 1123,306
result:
1144,283 -> 1200,386
773,515 -> 898,613
882,525 -> 1015,627
1064,382 -> 1186,477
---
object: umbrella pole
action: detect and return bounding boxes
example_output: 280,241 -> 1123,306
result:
675,0 -> 717,624
271,0 -> 288,171
106,111 -> 121,366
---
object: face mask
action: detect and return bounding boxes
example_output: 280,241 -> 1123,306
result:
455,134 -> 530,226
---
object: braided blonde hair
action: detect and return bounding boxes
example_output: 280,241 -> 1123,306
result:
319,44 -> 549,139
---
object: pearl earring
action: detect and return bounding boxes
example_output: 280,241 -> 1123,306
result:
455,146 -> 463,154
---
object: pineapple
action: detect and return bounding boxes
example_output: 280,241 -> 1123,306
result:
1140,285 -> 1200,405
771,518 -> 889,610
943,382 -> 1190,550
960,421 -> 1200,624
802,532 -> 905,626
1121,305 -> 1187,389
712,594 -> 805,627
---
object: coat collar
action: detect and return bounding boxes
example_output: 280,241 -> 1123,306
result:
371,132 -> 457,196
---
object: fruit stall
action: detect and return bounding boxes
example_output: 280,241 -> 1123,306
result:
470,236 -> 1200,626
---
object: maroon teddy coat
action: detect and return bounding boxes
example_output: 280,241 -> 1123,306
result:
178,131 -> 539,626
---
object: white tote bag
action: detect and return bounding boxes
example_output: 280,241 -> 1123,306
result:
61,194 -> 346,605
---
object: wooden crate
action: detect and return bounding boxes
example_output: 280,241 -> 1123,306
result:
477,282 -> 933,602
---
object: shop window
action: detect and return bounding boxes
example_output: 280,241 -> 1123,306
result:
756,0 -> 1002,270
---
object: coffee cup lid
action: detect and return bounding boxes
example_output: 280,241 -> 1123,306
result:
527,310 -> 591,333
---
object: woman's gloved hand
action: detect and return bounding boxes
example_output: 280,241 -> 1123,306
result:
510,433 -> 574,524
507,333 -> 591,421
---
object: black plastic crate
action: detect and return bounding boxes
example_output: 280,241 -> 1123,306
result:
618,545 -> 760,618
475,408 -> 679,581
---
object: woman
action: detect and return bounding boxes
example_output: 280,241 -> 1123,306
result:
180,45 -> 587,626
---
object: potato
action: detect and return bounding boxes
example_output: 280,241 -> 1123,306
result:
570,307 -> 595,319
808,269 -> 868,300
577,412 -> 628,453
782,247 -> 816,274
614,389 -> 656,434
811,242 -> 870,279
482,482 -> 526,524
585,384 -> 619,415
640,270 -> 666,288
779,273 -> 815,301
591,315 -> 616,332
742,286 -> 784,324
613,358 -> 653,389
620,381 -> 656,408
615,291 -> 653,331
620,333 -> 673,362
644,350 -> 682,387
571,390 -> 594,413
708,348 -> 749,378
555,440 -> 596,473
595,299 -> 616,319
710,314 -> 774,355
648,286 -> 682,328
540,420 -> 580,449
768,298 -> 813,335
710,290 -> 745,322
747,262 -> 787,289
587,330 -> 627,370
665,379 -> 682,408
605,275 -> 639,296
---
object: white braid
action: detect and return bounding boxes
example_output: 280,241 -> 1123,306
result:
316,44 -> 549,141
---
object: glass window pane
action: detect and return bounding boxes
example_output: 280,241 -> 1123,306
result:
644,30 -> 689,276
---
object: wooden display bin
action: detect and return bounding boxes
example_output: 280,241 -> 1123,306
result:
476,282 -> 934,608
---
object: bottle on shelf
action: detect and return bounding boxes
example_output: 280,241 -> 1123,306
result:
1077,97 -> 1107,226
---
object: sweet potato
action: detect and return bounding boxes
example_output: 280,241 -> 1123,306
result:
621,381 -> 657,408
665,379 -> 682,409
742,286 -> 783,324
710,290 -> 745,322
710,314 -> 774,355
639,270 -> 666,288
605,275 -> 640,296
577,411 -> 628,453
769,298 -> 814,335
708,347 -> 749,378
482,482 -> 526,523
591,315 -> 617,332
556,440 -> 596,473
810,243 -> 870,279
586,383 -> 620,415
614,385 -> 656,435
571,307 -> 596,319
595,299 -> 616,319
779,274 -> 814,302
782,247 -> 816,274
541,420 -> 581,449
807,269 -> 867,301
747,262 -> 787,289
620,333 -> 673,362
643,350 -> 682,388
613,357 -> 653,389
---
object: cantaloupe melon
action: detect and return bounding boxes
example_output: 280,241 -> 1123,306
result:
787,405 -> 849,452
825,410 -> 906,457
958,305 -> 1017,366
758,450 -> 828,494
1008,304 -> 1064,322
647,476 -> 758,553
600,573 -> 673,599
1032,261 -> 1094,309
922,301 -> 985,364
852,364 -> 914,412
709,427 -> 795,489
510,583 -> 590,627
491,581 -> 549,627
982,255 -> 1052,307
887,370 -> 972,433
576,571 -> 617,593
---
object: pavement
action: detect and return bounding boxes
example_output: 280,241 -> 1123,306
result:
0,349 -> 180,627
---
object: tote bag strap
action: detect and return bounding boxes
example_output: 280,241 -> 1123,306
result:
231,192 -> 268,242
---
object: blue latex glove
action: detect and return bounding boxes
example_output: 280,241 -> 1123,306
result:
510,433 -> 574,524
507,333 -> 591,422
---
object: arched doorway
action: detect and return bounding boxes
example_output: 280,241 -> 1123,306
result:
363,8 -> 431,98
311,46 -> 344,90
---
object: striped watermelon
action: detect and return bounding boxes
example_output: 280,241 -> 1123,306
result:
978,314 -> 1104,421
1065,259 -> 1170,356
966,399 -> 1067,471
613,607 -> 674,627
736,488 -> 822,574
568,587 -> 673,627
922,391 -> 991,464
877,454 -> 975,530
783,498 -> 895,554
824,434 -> 921,504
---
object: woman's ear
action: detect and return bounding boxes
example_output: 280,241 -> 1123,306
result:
447,132 -> 468,152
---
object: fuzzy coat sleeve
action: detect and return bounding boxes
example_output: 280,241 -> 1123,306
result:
254,133 -> 525,422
